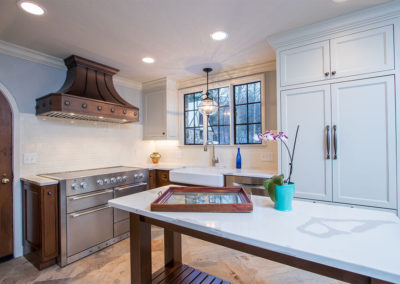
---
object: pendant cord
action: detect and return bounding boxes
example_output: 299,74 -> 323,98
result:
206,70 -> 209,98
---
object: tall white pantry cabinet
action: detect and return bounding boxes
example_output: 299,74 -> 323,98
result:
268,2 -> 400,214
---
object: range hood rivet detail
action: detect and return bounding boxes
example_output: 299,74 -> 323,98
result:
35,55 -> 139,123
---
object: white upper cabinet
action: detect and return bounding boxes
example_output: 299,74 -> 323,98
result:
280,41 -> 330,86
280,85 -> 332,201
330,25 -> 394,79
331,76 -> 397,209
279,25 -> 394,86
143,78 -> 178,140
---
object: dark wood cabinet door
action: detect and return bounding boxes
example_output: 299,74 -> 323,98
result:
156,170 -> 170,187
149,170 -> 156,189
23,182 -> 58,269
41,185 -> 58,261
0,91 -> 13,258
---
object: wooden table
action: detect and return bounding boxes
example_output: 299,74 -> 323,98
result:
109,186 -> 400,284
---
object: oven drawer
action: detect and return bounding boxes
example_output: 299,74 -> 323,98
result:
67,189 -> 113,213
67,205 -> 113,257
114,219 -> 129,237
114,183 -> 147,222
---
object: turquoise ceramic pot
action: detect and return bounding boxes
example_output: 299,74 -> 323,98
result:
274,182 -> 295,211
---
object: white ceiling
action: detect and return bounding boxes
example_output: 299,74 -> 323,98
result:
0,0 -> 392,82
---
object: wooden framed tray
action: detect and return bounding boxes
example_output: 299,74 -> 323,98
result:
150,186 -> 253,212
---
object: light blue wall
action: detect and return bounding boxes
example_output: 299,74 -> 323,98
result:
0,52 -> 142,114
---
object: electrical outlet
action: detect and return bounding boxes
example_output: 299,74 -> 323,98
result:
261,152 -> 273,162
23,153 -> 37,164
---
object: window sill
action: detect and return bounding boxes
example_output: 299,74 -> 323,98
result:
177,144 -> 269,149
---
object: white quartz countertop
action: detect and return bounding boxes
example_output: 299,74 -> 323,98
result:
109,185 -> 400,283
21,176 -> 59,186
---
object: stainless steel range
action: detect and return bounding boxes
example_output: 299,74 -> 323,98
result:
41,166 -> 148,267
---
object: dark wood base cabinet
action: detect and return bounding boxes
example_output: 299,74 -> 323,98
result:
149,170 -> 170,189
22,181 -> 58,270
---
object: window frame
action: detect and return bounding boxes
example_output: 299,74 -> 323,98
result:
233,81 -> 262,145
183,92 -> 204,145
178,74 -> 265,147
207,86 -> 231,145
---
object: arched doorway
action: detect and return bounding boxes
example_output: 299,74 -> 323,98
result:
0,90 -> 13,259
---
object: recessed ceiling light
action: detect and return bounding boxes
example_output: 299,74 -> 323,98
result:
17,0 -> 46,15
211,31 -> 228,41
142,57 -> 155,64
332,0 -> 348,3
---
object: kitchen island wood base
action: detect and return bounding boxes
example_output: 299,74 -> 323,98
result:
129,212 -> 391,284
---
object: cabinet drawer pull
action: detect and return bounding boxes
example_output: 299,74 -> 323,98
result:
331,71 -> 337,76
324,72 -> 330,77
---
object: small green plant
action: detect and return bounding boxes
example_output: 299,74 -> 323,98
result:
264,174 -> 284,202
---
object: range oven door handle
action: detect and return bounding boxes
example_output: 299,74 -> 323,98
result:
69,189 -> 113,201
114,182 -> 147,191
69,205 -> 110,218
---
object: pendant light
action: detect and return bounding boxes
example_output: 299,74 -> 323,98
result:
198,67 -> 218,116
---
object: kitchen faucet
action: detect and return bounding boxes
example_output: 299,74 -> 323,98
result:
204,118 -> 219,167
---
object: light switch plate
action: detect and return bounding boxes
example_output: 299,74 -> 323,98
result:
23,153 -> 37,164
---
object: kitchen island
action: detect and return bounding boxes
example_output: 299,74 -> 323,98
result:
109,185 -> 400,283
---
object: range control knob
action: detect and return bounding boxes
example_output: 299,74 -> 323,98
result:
116,176 -> 122,182
71,183 -> 79,190
103,178 -> 110,184
97,179 -> 104,185
122,176 -> 128,182
138,173 -> 144,179
134,174 -> 138,179
80,182 -> 88,189
110,177 -> 117,183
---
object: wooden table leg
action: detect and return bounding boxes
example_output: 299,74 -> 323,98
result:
164,229 -> 182,268
130,213 -> 152,284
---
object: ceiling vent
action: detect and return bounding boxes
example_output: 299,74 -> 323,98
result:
36,55 -> 139,123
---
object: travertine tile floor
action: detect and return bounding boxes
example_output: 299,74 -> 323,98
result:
0,228 -> 342,284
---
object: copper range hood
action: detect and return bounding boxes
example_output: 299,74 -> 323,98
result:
36,55 -> 139,123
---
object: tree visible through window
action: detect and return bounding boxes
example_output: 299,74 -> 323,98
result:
234,82 -> 262,144
207,87 -> 230,145
184,92 -> 203,145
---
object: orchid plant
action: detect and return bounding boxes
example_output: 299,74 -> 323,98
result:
257,125 -> 299,184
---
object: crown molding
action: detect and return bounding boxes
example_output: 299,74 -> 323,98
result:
0,40 -> 65,69
113,76 -> 142,90
0,40 -> 142,90
177,60 -> 276,90
268,1 -> 400,49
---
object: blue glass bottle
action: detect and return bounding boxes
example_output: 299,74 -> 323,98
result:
236,147 -> 242,169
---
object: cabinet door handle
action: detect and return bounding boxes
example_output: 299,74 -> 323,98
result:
326,125 -> 330,159
331,71 -> 337,76
333,125 -> 337,160
324,72 -> 330,77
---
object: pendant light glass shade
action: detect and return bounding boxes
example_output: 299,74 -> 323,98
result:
198,67 -> 218,116
198,96 -> 218,115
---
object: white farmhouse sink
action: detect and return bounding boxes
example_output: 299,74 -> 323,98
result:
169,167 -> 226,187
